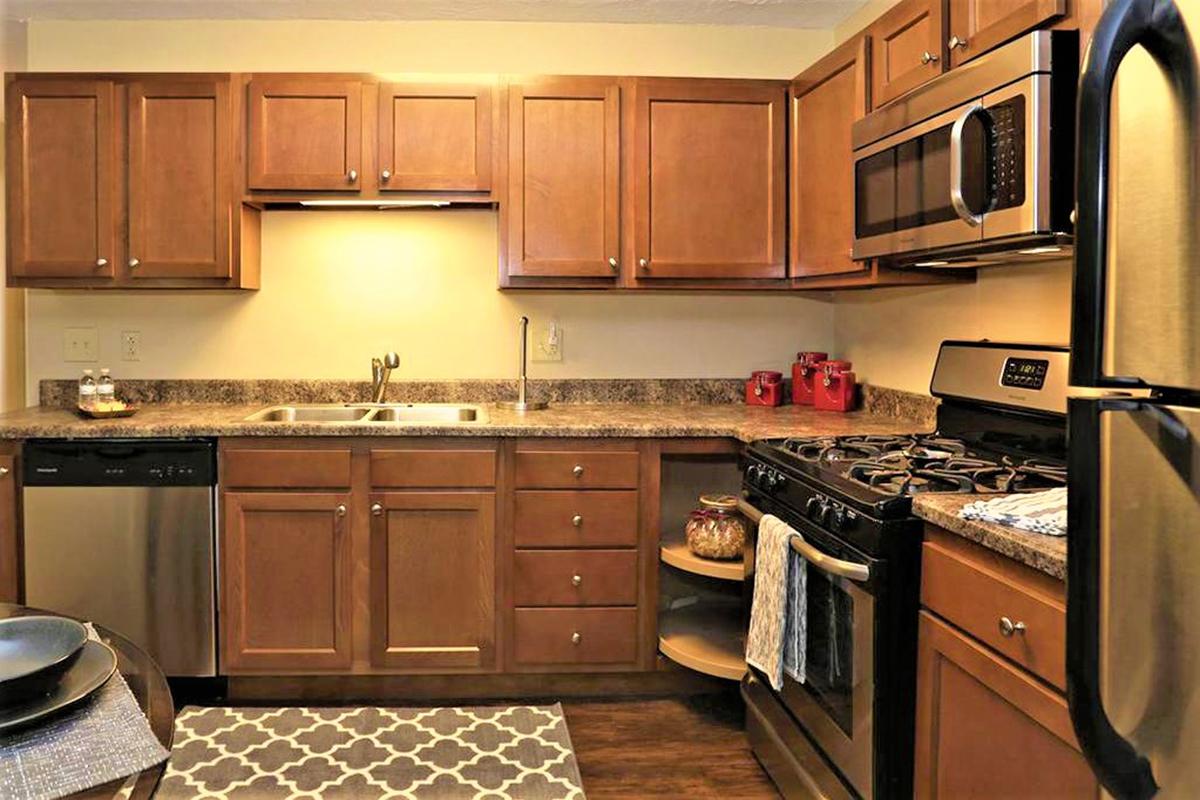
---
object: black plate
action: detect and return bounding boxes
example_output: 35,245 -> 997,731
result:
0,640 -> 117,734
0,616 -> 88,706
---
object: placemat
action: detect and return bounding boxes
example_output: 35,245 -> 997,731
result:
0,627 -> 169,800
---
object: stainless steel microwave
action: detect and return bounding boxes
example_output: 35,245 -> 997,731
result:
851,30 -> 1077,267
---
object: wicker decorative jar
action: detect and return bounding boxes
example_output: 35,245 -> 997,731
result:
685,494 -> 748,560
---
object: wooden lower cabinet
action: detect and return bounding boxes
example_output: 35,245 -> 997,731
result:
0,450 -> 18,603
221,491 -> 354,672
369,491 -> 496,670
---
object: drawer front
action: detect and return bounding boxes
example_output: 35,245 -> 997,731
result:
370,448 -> 496,488
514,550 -> 638,606
223,449 -> 351,489
513,607 -> 638,666
514,490 -> 639,548
922,537 -> 1066,690
515,450 -> 639,489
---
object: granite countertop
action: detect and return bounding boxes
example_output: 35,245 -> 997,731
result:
0,402 -> 930,443
912,494 -> 1066,580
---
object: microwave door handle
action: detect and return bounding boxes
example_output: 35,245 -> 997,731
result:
737,498 -> 871,583
1071,0 -> 1200,389
949,103 -> 986,227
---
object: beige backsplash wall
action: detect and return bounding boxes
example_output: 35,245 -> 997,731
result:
20,19 -> 838,403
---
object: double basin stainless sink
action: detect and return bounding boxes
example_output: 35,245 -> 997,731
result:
243,403 -> 488,425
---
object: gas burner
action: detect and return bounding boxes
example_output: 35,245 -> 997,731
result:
905,437 -> 969,460
846,460 -> 979,496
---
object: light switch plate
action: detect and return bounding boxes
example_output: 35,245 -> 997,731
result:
63,327 -> 98,362
531,320 -> 563,362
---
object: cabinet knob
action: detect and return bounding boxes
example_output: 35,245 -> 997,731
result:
571,631 -> 582,645
572,464 -> 584,477
572,514 -> 583,527
335,504 -> 347,517
95,258 -> 108,268
571,574 -> 582,587
381,169 -> 391,182
348,169 -> 358,182
0,467 -> 8,477
948,35 -> 966,50
921,51 -> 940,65
638,258 -> 649,272
371,503 -> 383,516
998,616 -> 1027,637
608,256 -> 618,271
128,258 -> 140,269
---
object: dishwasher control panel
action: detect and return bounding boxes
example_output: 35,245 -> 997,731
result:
23,439 -> 216,486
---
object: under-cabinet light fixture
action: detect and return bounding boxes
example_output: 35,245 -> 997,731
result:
297,200 -> 452,209
1016,246 -> 1064,255
913,260 -> 950,267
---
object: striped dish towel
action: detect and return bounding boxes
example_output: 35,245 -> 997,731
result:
959,488 -> 1067,537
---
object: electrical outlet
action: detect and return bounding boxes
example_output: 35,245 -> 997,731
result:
121,331 -> 141,362
63,327 -> 98,362
531,320 -> 563,362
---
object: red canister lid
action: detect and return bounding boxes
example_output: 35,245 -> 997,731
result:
751,370 -> 783,383
821,360 -> 852,373
796,351 -> 829,365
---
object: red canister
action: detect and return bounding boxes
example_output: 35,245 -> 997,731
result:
791,351 -> 829,405
814,361 -> 857,412
745,370 -> 784,407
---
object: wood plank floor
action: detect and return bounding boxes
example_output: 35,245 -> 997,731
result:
563,690 -> 780,799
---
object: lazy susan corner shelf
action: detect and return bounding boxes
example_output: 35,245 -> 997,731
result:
660,539 -> 744,582
658,603 -> 746,681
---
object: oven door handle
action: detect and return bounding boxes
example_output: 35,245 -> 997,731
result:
949,103 -> 986,227
738,498 -> 871,583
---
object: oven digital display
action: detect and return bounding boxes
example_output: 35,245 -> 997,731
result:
1001,357 -> 1049,390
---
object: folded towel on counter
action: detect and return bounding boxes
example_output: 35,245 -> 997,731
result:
746,514 -> 807,690
959,488 -> 1067,537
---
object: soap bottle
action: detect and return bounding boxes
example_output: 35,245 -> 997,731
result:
78,370 -> 97,411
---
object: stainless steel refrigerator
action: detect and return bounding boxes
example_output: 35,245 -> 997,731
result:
1069,0 -> 1200,797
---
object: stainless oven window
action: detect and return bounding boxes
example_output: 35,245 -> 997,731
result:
804,566 -> 856,736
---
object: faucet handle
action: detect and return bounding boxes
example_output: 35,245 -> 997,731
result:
383,352 -> 400,369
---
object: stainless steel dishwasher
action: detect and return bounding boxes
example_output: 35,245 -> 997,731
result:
22,439 -> 217,676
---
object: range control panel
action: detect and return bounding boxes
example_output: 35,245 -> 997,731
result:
1000,357 -> 1050,390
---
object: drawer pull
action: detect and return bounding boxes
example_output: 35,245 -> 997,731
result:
572,464 -> 584,477
999,616 -> 1027,637
335,504 -> 347,518
371,503 -> 383,516
571,574 -> 582,587
571,631 -> 582,645
0,467 -> 8,477
572,514 -> 583,527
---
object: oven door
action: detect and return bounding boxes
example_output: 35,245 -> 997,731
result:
745,497 -> 879,799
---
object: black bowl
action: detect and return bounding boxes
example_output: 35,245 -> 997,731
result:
0,616 -> 88,706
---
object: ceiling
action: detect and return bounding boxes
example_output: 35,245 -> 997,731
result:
2,0 -> 870,28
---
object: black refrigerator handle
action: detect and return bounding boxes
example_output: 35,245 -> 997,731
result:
1070,0 -> 1199,388
1067,399 -> 1158,799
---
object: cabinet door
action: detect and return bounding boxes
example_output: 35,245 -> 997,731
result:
0,455 -> 16,603
947,0 -> 1066,67
369,492 -> 496,670
633,80 -> 786,280
378,83 -> 492,192
791,36 -> 871,280
6,79 -> 115,280
221,492 -> 353,672
871,0 -> 946,107
128,79 -> 232,279
505,79 -> 621,278
246,79 -> 362,191
914,611 -> 1100,799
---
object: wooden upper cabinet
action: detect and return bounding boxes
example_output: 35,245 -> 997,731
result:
221,491 -> 354,672
127,78 -> 232,280
504,78 -> 621,280
947,0 -> 1066,67
369,491 -> 496,671
871,0 -> 947,107
632,79 -> 786,280
6,78 -> 115,280
791,35 -> 871,281
247,78 -> 363,191
378,83 -> 492,192
914,612 -> 1099,799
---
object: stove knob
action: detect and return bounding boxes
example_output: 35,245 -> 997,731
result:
747,464 -> 763,484
767,469 -> 784,490
828,505 -> 846,532
805,496 -> 825,521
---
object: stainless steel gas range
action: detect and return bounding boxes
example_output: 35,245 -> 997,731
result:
741,341 -> 1070,799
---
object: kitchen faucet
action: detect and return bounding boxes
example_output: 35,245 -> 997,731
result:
371,352 -> 400,403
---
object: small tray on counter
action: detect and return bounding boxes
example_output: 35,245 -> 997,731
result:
76,404 -> 139,419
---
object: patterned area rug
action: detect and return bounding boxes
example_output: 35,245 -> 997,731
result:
155,704 -> 586,799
